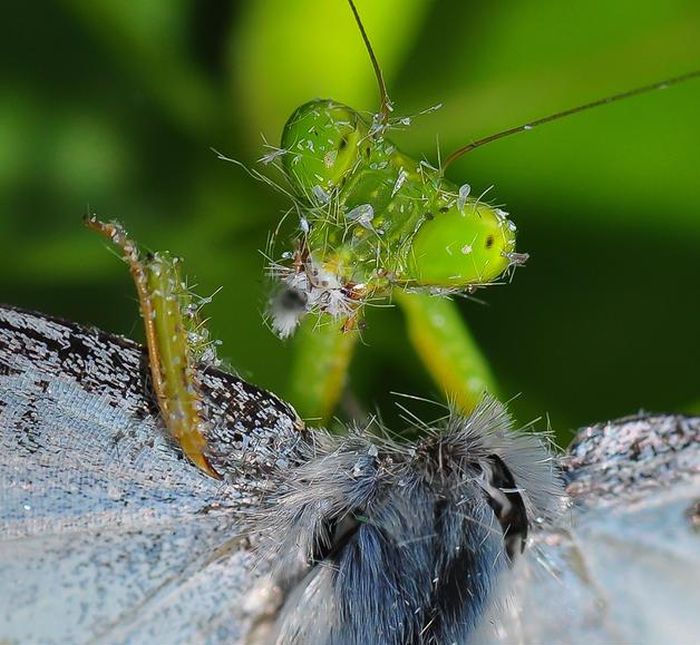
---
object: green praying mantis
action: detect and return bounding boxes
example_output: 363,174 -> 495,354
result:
261,0 -> 700,423
263,2 -> 519,422
85,0 -> 699,474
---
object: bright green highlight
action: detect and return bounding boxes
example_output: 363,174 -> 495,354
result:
281,101 -> 363,194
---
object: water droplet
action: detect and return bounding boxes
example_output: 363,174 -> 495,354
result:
311,185 -> 330,205
457,183 -> 471,212
391,168 -> 408,197
346,204 -> 375,229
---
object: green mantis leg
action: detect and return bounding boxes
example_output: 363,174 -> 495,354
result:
285,314 -> 359,423
86,216 -> 220,479
394,291 -> 499,414
286,293 -> 497,422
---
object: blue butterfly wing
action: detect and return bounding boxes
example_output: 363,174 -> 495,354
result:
0,306 -> 290,643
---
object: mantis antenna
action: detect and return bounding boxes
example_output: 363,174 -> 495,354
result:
442,68 -> 700,171
347,0 -> 391,122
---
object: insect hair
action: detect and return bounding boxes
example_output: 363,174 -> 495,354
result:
246,397 -> 563,644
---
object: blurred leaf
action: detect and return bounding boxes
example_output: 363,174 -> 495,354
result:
50,113 -> 133,196
0,93 -> 37,193
60,0 -> 219,136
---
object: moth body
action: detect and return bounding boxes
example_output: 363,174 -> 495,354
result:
250,399 -> 561,643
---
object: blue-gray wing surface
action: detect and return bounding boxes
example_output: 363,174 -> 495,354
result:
0,305 -> 299,643
478,414 -> 700,644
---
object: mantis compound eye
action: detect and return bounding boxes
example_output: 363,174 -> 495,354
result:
281,99 -> 365,197
405,202 -> 518,288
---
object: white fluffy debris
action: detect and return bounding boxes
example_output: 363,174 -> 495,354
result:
269,287 -> 307,339
268,258 -> 355,338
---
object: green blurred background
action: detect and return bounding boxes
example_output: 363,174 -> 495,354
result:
2,0 -> 699,443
